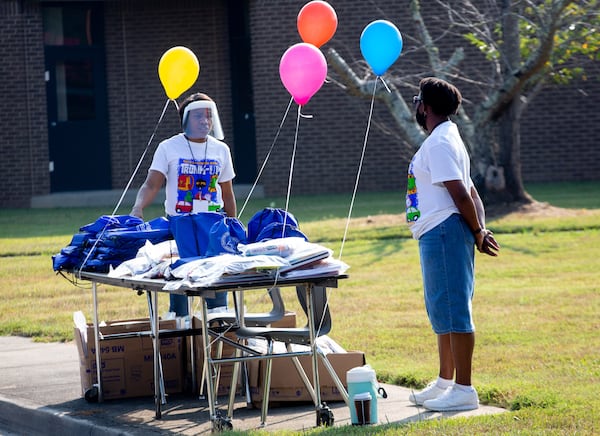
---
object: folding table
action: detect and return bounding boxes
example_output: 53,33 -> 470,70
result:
77,271 -> 349,432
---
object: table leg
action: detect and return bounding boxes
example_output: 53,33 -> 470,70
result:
188,296 -> 196,393
306,284 -> 335,426
92,281 -> 103,402
200,297 -> 217,424
147,290 -> 165,418
305,284 -> 322,408
318,351 -> 349,405
228,291 -> 244,414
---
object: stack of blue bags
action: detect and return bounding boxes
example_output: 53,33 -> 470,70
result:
52,215 -> 172,273
52,208 -> 308,274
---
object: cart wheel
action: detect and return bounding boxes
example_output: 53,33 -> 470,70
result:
378,386 -> 388,399
212,412 -> 233,432
316,402 -> 334,426
84,385 -> 99,403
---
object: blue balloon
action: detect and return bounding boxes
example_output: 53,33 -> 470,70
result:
360,20 -> 403,76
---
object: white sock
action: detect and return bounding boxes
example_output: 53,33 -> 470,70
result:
436,376 -> 454,388
453,383 -> 474,392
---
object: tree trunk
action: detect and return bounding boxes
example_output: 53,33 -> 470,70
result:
482,0 -> 533,205
492,100 -> 532,203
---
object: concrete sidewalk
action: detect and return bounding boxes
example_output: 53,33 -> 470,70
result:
0,337 -> 505,435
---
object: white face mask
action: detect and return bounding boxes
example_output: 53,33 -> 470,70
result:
181,100 -> 224,140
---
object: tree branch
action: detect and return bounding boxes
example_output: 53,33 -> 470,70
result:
481,0 -> 574,121
327,48 -> 426,146
410,0 -> 444,75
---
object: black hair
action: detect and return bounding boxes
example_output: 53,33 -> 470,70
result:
419,77 -> 462,116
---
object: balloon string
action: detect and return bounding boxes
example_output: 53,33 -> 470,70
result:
284,105 -> 301,221
379,76 -> 391,93
338,77 -> 379,260
238,97 -> 293,219
111,98 -> 172,217
292,104 -> 330,337
76,98 -> 173,279
271,103 -> 303,291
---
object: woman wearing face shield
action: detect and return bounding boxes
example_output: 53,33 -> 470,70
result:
131,92 -> 237,314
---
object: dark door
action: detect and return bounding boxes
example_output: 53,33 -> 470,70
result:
227,0 -> 257,184
43,2 -> 111,192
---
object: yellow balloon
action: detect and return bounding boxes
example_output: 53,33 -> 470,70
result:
158,46 -> 200,100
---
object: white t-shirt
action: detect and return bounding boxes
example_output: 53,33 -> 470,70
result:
149,133 -> 235,216
406,121 -> 473,240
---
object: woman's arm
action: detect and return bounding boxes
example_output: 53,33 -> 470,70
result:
444,180 -> 499,256
219,180 -> 237,217
130,170 -> 165,219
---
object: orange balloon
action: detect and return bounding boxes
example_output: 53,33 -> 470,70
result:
297,1 -> 338,48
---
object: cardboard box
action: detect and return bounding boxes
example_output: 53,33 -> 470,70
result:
191,311 -> 297,397
270,311 -> 296,328
248,349 -> 366,405
74,318 -> 184,400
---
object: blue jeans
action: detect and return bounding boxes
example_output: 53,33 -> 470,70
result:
418,214 -> 475,334
169,293 -> 228,316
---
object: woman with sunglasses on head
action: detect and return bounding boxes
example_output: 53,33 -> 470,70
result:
406,77 -> 500,411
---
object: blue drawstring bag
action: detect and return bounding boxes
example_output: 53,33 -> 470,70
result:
80,215 -> 143,234
206,217 -> 247,257
69,233 -> 92,247
102,217 -> 172,248
169,212 -> 224,258
246,208 -> 301,243
255,222 -> 308,242
168,212 -> 229,311
52,252 -> 79,271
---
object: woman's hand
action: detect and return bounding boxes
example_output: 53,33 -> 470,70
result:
476,229 -> 500,257
130,205 -> 144,220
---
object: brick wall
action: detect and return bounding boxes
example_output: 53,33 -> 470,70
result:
104,0 -> 233,195
248,0 -> 600,196
249,1 -> 406,197
0,1 -> 49,207
521,84 -> 600,182
0,0 -> 598,207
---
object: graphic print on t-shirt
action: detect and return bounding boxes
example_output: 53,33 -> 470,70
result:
175,157 -> 220,214
406,162 -> 421,222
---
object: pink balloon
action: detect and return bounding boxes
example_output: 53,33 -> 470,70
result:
279,43 -> 327,106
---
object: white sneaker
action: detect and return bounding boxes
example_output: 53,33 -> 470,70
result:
408,382 -> 448,406
422,385 -> 479,411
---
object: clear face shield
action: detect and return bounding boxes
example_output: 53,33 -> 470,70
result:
181,100 -> 224,140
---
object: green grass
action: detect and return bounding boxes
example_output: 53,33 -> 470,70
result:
1,181 -> 599,434
526,181 -> 600,209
